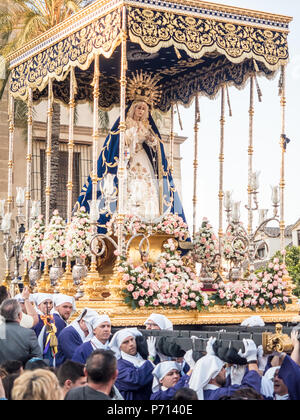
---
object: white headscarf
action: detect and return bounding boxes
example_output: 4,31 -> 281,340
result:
88,314 -> 112,348
90,314 -> 111,330
241,316 -> 265,327
67,308 -> 101,343
33,293 -> 53,307
109,328 -> 143,363
261,366 -> 280,398
53,294 -> 76,310
152,361 -> 180,393
189,355 -> 225,400
144,314 -> 173,331
32,293 -> 53,314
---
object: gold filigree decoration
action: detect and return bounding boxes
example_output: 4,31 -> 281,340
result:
10,9 -> 122,101
127,70 -> 162,108
262,324 -> 294,354
127,6 -> 289,71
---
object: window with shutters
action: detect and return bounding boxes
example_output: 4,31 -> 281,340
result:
32,140 -> 92,220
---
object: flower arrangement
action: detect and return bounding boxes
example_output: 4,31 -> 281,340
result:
119,238 -> 210,311
223,223 -> 247,264
155,213 -> 189,240
106,214 -> 149,236
22,215 -> 45,263
106,212 -> 189,240
192,218 -> 218,264
42,210 -> 66,261
211,257 -> 292,311
65,207 -> 93,259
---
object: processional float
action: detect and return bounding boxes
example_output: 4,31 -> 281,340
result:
2,0 -> 299,325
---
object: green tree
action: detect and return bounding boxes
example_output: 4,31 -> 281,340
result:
273,246 -> 300,297
0,0 -> 93,214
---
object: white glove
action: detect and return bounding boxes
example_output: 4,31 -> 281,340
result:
206,337 -> 217,356
229,365 -> 247,386
257,345 -> 268,371
147,336 -> 157,359
184,349 -> 196,369
238,339 -> 258,363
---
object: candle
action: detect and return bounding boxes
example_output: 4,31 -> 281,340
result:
1,213 -> 12,232
232,202 -> 241,223
30,201 -> 40,218
88,200 -> 100,223
0,199 -> 5,218
16,187 -> 25,206
251,171 -> 260,192
271,186 -> 280,205
224,191 -> 233,211
103,174 -> 115,198
259,209 -> 268,226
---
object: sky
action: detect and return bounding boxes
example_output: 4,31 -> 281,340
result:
176,0 -> 300,234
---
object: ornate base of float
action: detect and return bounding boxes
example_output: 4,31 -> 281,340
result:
30,232 -> 298,327
36,270 -> 55,293
74,299 -> 300,327
58,269 -> 77,296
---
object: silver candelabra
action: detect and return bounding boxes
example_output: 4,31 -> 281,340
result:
224,174 -> 281,281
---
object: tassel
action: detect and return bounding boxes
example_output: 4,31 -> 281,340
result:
71,66 -> 78,96
50,333 -> 58,349
174,46 -> 182,60
195,94 -> 200,123
176,103 -> 183,130
278,72 -> 283,96
253,58 -> 260,73
254,74 -> 262,102
49,78 -> 54,104
226,86 -> 232,117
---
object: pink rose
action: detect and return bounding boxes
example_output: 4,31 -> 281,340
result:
259,298 -> 265,305
153,299 -> 159,306
127,284 -> 134,292
138,300 -> 145,307
180,300 -> 187,307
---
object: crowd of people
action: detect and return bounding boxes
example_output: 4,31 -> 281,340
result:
0,285 -> 300,401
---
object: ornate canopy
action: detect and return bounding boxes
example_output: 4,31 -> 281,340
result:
8,0 -> 292,111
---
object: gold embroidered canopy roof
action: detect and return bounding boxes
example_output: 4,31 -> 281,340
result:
8,0 -> 292,111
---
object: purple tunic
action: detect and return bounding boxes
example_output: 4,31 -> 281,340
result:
56,325 -> 83,365
72,341 -> 94,365
278,355 -> 300,400
204,370 -> 262,400
115,358 -> 154,400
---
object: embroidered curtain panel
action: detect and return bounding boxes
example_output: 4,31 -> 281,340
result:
8,0 -> 292,110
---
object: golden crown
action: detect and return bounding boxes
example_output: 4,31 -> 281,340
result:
127,71 -> 162,108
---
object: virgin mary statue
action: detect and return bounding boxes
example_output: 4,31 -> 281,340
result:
76,71 -> 188,235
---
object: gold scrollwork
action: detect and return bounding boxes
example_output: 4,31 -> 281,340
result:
10,8 -> 122,101
127,6 -> 289,70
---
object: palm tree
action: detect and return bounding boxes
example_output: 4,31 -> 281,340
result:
0,0 -> 94,215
